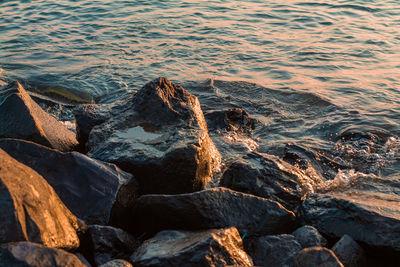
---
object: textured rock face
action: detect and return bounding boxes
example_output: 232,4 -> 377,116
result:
0,242 -> 88,267
87,77 -> 221,195
99,260 -> 132,267
332,235 -> 366,267
122,187 -> 296,237
0,81 -> 78,151
131,227 -> 253,267
0,139 -> 134,225
295,247 -> 343,267
292,225 -> 327,248
0,148 -> 81,249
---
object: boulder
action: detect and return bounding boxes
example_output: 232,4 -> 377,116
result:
0,138 -> 135,225
0,148 -> 81,249
131,227 -> 253,267
99,260 -> 132,267
295,247 -> 343,267
0,242 -> 88,267
121,187 -> 296,237
0,81 -> 78,151
205,108 -> 255,133
332,235 -> 366,267
87,77 -> 221,195
292,225 -> 327,248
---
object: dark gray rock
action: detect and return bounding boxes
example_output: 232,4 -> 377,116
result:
0,242 -> 88,267
99,260 -> 132,267
0,81 -> 78,151
88,225 -> 140,266
75,254 -> 92,267
0,138 -> 135,225
332,235 -> 366,267
0,148 -> 81,249
131,227 -> 253,267
295,247 -> 343,267
292,225 -> 327,248
122,187 -> 296,237
248,234 -> 302,267
205,108 -> 255,133
87,77 -> 221,195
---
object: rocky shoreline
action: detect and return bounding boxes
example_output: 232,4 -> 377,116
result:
0,77 -> 399,266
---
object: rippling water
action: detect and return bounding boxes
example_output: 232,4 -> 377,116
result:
1,0 -> 400,186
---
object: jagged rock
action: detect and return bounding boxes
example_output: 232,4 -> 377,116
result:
99,260 -> 132,267
247,234 -> 302,267
0,148 -> 81,249
87,77 -> 221,195
88,225 -> 140,266
295,247 -> 343,267
0,139 -> 135,225
0,242 -> 88,267
205,108 -> 255,133
0,81 -> 78,151
292,225 -> 327,248
332,235 -> 366,267
220,152 -> 302,210
131,227 -> 253,267
121,187 -> 296,237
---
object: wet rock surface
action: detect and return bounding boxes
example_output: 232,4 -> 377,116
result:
0,138 -> 134,225
0,82 -> 78,151
292,225 -> 327,248
130,227 -> 253,267
0,148 -> 81,249
332,235 -> 366,267
87,77 -> 221,195
295,247 -> 343,267
99,259 -> 132,267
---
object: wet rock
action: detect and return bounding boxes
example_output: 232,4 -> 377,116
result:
295,247 -> 343,267
0,81 -> 78,151
75,253 -> 92,267
248,234 -> 302,267
0,148 -> 81,249
292,225 -> 327,248
131,227 -> 253,267
0,138 -> 135,225
0,242 -> 88,267
99,260 -> 132,267
122,187 -> 296,237
87,77 -> 221,195
205,108 -> 255,133
332,235 -> 366,267
88,225 -> 140,266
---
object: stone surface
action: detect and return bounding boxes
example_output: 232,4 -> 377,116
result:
0,148 -> 81,249
0,138 -> 134,225
292,225 -> 327,248
121,187 -> 296,237
0,81 -> 78,151
0,242 -> 87,267
332,235 -> 366,267
248,234 -> 302,267
99,260 -> 132,267
131,227 -> 253,267
295,247 -> 343,267
205,108 -> 255,133
87,77 -> 221,195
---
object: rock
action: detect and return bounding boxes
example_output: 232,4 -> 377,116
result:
87,77 -> 221,195
332,235 -> 366,267
121,187 -> 296,237
0,148 -> 81,249
0,138 -> 135,225
205,108 -> 255,133
248,234 -> 302,267
292,225 -> 327,248
99,260 -> 132,267
131,227 -> 253,267
295,247 -> 343,267
0,81 -> 78,151
88,225 -> 140,266
220,152 -> 302,210
75,253 -> 92,267
0,242 -> 87,267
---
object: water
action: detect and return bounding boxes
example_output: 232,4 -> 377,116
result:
1,0 -> 400,190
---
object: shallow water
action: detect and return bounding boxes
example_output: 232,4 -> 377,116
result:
1,0 -> 400,189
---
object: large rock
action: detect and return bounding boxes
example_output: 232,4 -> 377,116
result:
0,81 -> 78,151
131,227 -> 253,267
0,148 -> 81,249
292,225 -> 327,248
295,247 -> 343,267
0,242 -> 88,267
0,138 -> 135,225
332,235 -> 366,267
87,77 -> 221,195
121,187 -> 296,237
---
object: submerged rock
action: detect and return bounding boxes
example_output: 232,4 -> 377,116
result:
122,187 -> 295,237
205,108 -> 255,133
0,81 -> 78,151
87,77 -> 221,195
295,247 -> 343,267
332,235 -> 366,267
292,225 -> 327,248
0,139 -> 135,225
131,227 -> 253,267
0,148 -> 81,249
